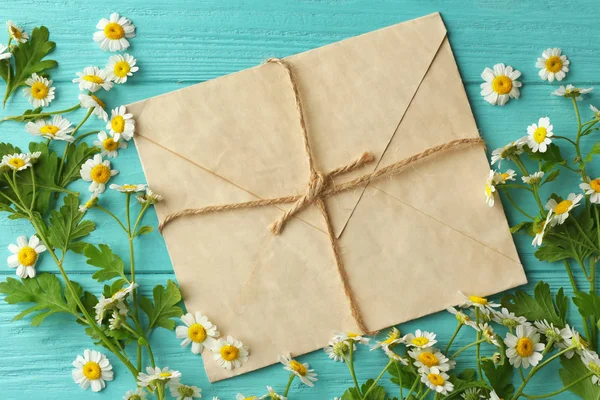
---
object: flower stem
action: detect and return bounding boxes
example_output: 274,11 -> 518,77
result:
475,308 -> 483,379
345,342 -> 362,397
96,205 -> 128,233
501,188 -> 536,220
362,360 -> 393,399
73,130 -> 100,143
444,323 -> 462,355
523,372 -> 594,399
449,339 -> 487,359
1,103 -> 81,122
283,373 -> 295,397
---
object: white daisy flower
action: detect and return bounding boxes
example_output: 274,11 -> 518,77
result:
532,212 -> 552,247
446,307 -> 478,329
80,154 -> 119,193
536,48 -> 570,82
477,323 -> 500,346
461,388 -> 485,399
492,307 -> 529,329
25,115 -> 75,142
108,311 -> 123,331
493,169 -> 516,184
6,20 -> 29,43
522,171 -> 544,185
278,353 -> 318,387
408,347 -> 455,372
137,188 -> 163,205
107,54 -> 139,84
123,387 -> 148,400
72,349 -> 114,392
545,193 -> 583,226
580,176 -> 600,204
7,235 -> 46,279
590,105 -> 600,119
534,320 -> 572,350
556,325 -> 586,359
489,390 -> 502,400
214,336 -> 249,370
404,329 -> 437,348
1,152 -> 33,171
370,327 -> 402,351
582,350 -> 600,385
79,93 -> 109,121
175,312 -> 220,355
485,170 -> 496,207
420,366 -> 454,395
79,193 -> 99,213
460,292 -> 500,313
261,385 -> 287,400
23,73 -> 55,107
110,183 -> 146,193
94,130 -> 127,158
137,366 -> 181,388
94,13 -> 136,52
169,382 -> 202,400
0,44 -> 11,61
73,66 -> 114,92
324,336 -> 355,362
552,84 -> 593,101
333,331 -> 370,345
504,324 -> 545,368
527,117 -> 554,153
94,282 -> 138,324
383,345 -> 409,365
480,63 -> 522,106
107,106 -> 135,141
490,138 -> 526,166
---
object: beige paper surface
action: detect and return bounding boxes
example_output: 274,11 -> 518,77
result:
129,12 -> 527,381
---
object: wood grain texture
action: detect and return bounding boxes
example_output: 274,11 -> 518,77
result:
1,0 -> 598,398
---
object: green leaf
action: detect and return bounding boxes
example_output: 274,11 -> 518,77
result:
482,359 -> 515,399
389,362 -> 418,389
510,221 -> 532,234
135,225 -> 153,236
541,169 -> 560,186
47,194 -> 95,253
534,243 -> 574,263
59,142 -> 100,186
585,142 -> 600,163
140,280 -> 184,331
1,107 -> 45,123
501,281 -> 565,326
342,379 -> 387,400
559,355 -> 599,398
84,244 -> 126,282
0,273 -> 81,325
0,142 -> 21,157
573,291 -> 600,319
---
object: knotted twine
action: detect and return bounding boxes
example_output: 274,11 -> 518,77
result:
158,57 -> 484,334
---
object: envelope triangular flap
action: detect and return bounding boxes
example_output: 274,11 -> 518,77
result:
130,13 -> 448,234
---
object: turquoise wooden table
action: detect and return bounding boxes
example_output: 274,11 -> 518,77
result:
1,0 -> 597,398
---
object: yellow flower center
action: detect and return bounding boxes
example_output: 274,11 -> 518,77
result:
492,75 -> 513,95
485,184 -> 493,197
220,345 -> 239,361
418,352 -> 439,367
382,330 -> 400,345
590,179 -> 600,193
289,360 -> 307,376
104,22 -> 125,40
103,138 -> 119,152
82,361 -> 101,380
555,200 -> 573,215
545,56 -> 563,73
8,157 -> 25,169
40,125 -> 60,136
427,373 -> 445,387
159,372 -> 172,378
114,61 -> 131,77
85,199 -> 96,209
122,184 -> 139,191
90,164 -> 111,184
187,323 -> 207,343
17,246 -> 38,266
111,116 -> 125,133
469,295 -> 488,305
500,173 -> 511,181
516,337 -> 534,357
9,26 -> 22,40
82,75 -> 105,84
411,337 -> 429,346
30,82 -> 49,100
533,127 -> 547,144
91,95 -> 105,109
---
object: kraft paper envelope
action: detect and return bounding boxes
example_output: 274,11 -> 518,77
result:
129,12 -> 527,381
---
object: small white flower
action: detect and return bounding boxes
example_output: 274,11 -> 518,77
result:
504,324 -> 545,368
420,366 -> 454,395
94,130 -> 127,158
107,106 -> 135,141
493,169 -> 516,184
107,54 -> 139,84
324,336 -> 355,362
461,388 -> 485,399
533,320 -> 571,350
478,323 -> 500,346
214,336 -> 249,370
591,105 -> 600,119
480,63 -> 522,106
333,331 -> 370,345
137,188 -> 163,205
522,171 -> 544,185
485,170 -> 496,207
279,352 -> 318,386
532,212 -> 552,247
370,327 -> 402,351
459,292 -> 500,313
137,366 -> 181,388
26,115 -> 75,142
0,44 -> 11,61
123,387 -> 148,400
175,312 -> 220,354
408,347 -> 455,372
536,48 -> 570,82
552,84 -> 593,101
490,138 -> 526,166
556,325 -> 586,358
95,283 -> 138,324
582,350 -> 600,385
6,20 -> 29,43
110,183 -> 146,193
7,235 -> 46,279
80,154 -> 119,193
72,349 -> 114,392
383,345 -> 409,365
169,382 -> 202,400
1,152 -> 33,171
492,308 -> 529,329
404,329 -> 437,348
94,13 -> 136,52
545,193 -> 583,226
527,117 -> 554,153
580,176 -> 600,204
79,193 -> 99,213
73,66 -> 114,92
79,93 -> 109,121
446,307 -> 478,329
23,73 -> 55,107
261,385 -> 287,400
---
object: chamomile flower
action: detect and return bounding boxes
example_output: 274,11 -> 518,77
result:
80,154 -> 119,193
552,84 -> 593,101
107,54 -> 139,84
279,353 -> 318,386
480,63 -> 522,106
1,152 -> 33,171
371,327 -> 402,350
485,170 -> 496,207
94,282 -> 138,323
324,336 -> 355,362
334,331 -> 370,345
26,115 -> 75,142
7,235 -> 46,279
446,307 -> 477,329
79,93 -> 108,121
6,21 -> 28,43
420,366 -> 454,395
169,382 -> 202,400
137,366 -> 181,388
137,188 -> 163,205
79,193 -> 99,213
591,105 -> 600,119
404,329 -> 437,348
532,212 -> 552,247
527,117 -> 554,153
23,73 -> 55,107
556,325 -> 586,358
107,106 -> 135,141
460,292 -> 500,313
408,347 -> 455,372
94,13 -> 136,52
580,177 -> 600,204
493,169 -> 516,184
261,385 -> 287,400
214,336 -> 249,370
534,320 -> 571,348
461,388 -> 485,399
490,139 -> 526,166
176,312 -> 220,355
110,183 -> 146,193
582,350 -> 600,385
522,171 -> 544,185
73,66 -> 114,92
504,324 -> 545,368
72,349 -> 114,392
492,307 -> 529,329
123,387 -> 148,400
94,131 -> 127,158
478,323 -> 500,346
536,48 -> 570,82
545,193 -> 583,226
0,44 -> 11,60
383,345 -> 409,365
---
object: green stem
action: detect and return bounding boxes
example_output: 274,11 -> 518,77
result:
0,190 -> 27,213
395,362 -> 403,400
283,373 -> 295,397
29,167 -> 36,210
531,185 -> 546,214
563,259 -> 579,294
1,103 -> 81,122
571,217 -> 599,252
407,376 -> 420,398
553,135 -> 577,146
362,360 -> 393,399
3,37 -> 12,108
444,323 -> 462,355
501,188 -> 536,220
572,97 -> 588,180
346,342 -> 362,397
132,202 -> 151,236
73,130 -> 100,143
475,308 -> 483,379
20,182 -> 78,195
523,372 -> 594,399
96,205 -> 128,233
56,108 -> 94,184
419,388 -> 431,400
449,339 -> 487,359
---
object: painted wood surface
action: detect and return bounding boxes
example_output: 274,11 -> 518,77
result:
1,0 -> 598,398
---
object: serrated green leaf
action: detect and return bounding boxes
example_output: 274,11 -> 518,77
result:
559,355 -> 600,398
84,243 -> 126,282
482,359 -> 514,399
534,243 -> 574,263
47,194 -> 95,253
59,142 -> 100,186
501,281 -> 565,326
573,291 -> 600,319
140,280 -> 184,331
342,379 -> 387,400
389,362 -> 417,389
